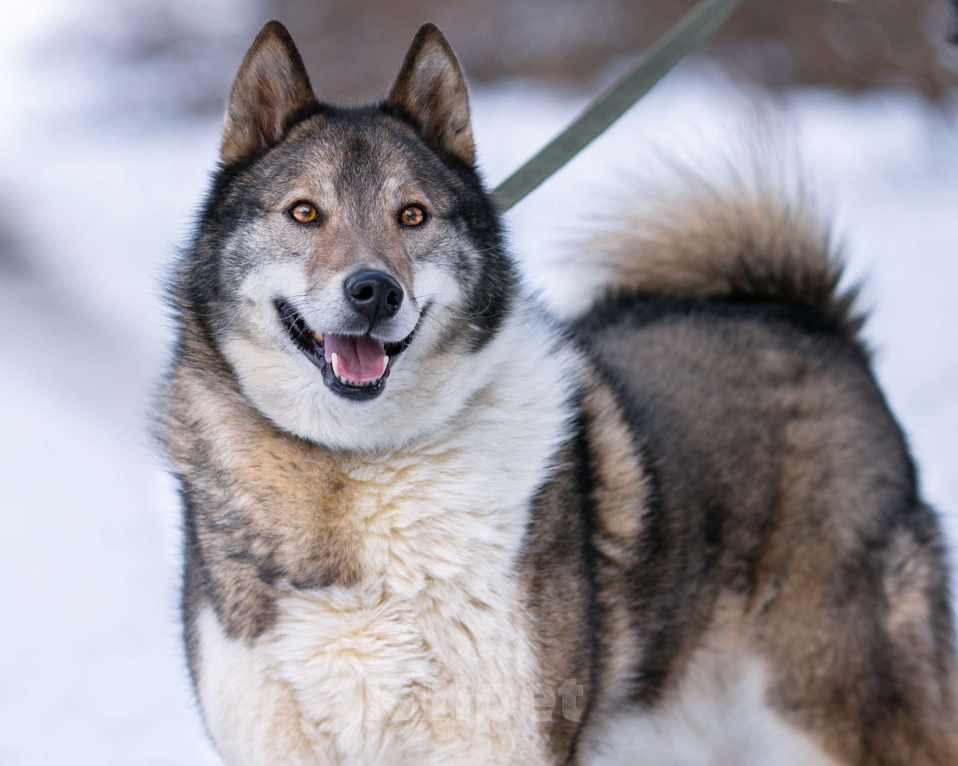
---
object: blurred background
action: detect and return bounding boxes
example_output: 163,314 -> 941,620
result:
1,1 -> 957,763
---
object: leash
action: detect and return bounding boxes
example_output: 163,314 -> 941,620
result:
492,0 -> 746,213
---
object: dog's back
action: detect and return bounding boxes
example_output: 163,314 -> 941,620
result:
572,176 -> 958,764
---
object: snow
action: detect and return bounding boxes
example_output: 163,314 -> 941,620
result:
1,10 -> 956,765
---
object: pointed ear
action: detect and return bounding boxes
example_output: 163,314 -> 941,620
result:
220,21 -> 317,166
387,23 -> 475,167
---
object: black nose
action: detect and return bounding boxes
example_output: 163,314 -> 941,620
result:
344,270 -> 404,323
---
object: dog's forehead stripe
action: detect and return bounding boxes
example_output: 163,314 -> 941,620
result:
332,131 -> 388,217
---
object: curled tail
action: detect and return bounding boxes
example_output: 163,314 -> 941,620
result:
575,166 -> 864,336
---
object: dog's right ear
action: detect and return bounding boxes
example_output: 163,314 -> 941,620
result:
220,21 -> 317,166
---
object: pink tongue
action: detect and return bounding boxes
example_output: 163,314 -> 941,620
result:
323,334 -> 386,382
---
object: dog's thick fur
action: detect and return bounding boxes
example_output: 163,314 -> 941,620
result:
159,21 -> 958,765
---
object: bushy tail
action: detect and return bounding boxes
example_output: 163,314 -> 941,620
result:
573,163 -> 864,335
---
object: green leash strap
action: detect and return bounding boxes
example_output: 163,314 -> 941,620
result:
492,0 -> 746,213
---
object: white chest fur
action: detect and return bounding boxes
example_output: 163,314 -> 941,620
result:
194,312 -> 579,765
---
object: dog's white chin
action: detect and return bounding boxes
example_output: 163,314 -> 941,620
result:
222,302 -> 575,453
222,312 -> 481,451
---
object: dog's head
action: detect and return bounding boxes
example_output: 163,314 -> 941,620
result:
184,21 -> 517,449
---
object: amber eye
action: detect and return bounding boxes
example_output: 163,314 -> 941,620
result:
289,202 -> 320,224
399,205 -> 426,227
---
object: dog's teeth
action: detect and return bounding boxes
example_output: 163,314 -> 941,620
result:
331,353 -> 340,378
315,332 -> 324,344
383,355 -> 389,372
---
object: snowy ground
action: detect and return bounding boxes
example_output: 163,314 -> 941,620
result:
1,9 -> 957,765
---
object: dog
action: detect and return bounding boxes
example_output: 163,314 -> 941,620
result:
158,20 -> 958,765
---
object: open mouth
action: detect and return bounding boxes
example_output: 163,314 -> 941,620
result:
275,299 -> 419,401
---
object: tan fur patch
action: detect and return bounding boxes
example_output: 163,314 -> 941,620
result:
163,320 -> 365,639
579,375 -> 650,712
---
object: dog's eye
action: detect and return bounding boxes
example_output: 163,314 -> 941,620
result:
289,202 -> 320,224
399,205 -> 426,227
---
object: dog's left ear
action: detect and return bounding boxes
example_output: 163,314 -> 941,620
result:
387,23 -> 475,167
221,21 -> 317,166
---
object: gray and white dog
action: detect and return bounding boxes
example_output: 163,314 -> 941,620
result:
159,20 -> 958,765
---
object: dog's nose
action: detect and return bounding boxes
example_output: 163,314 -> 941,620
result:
344,270 -> 404,322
